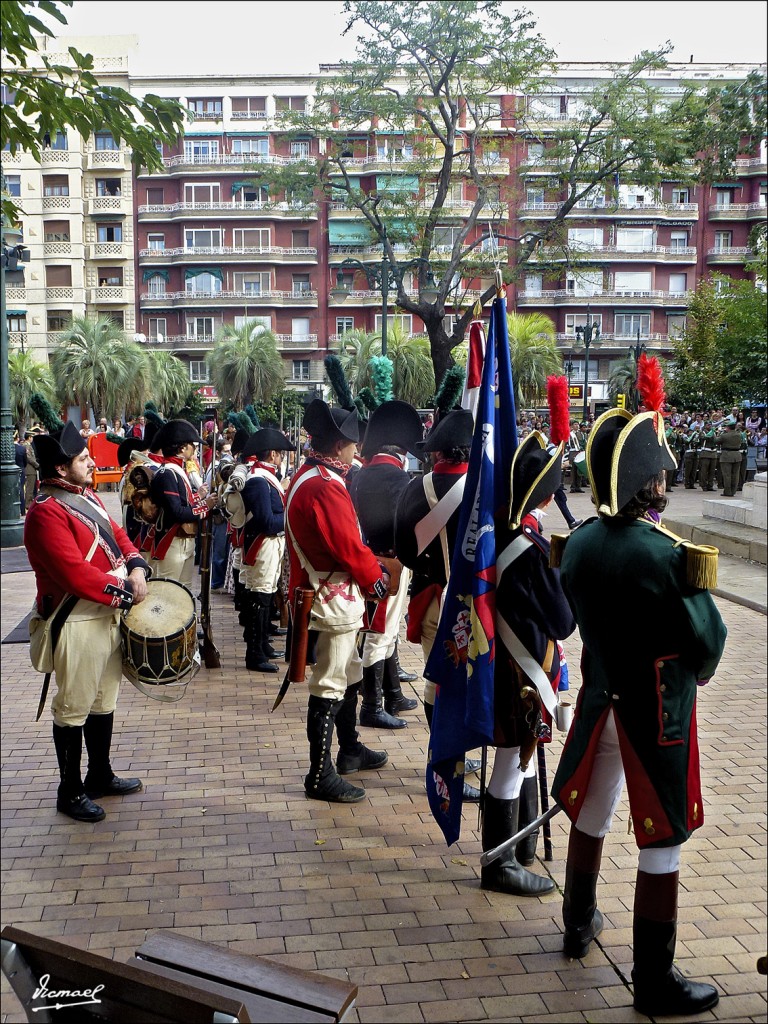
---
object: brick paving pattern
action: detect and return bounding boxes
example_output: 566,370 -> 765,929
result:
1,486 -> 765,1022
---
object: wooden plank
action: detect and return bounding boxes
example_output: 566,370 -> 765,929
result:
136,933 -> 357,1022
1,927 -> 250,1023
131,959 -> 334,1024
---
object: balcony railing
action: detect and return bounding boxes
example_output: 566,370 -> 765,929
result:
518,201 -> 699,216
706,246 -> 753,258
231,110 -> 268,120
137,200 -> 317,216
163,153 -> 306,168
43,241 -> 73,256
555,332 -> 669,344
708,202 -> 766,217
518,289 -> 693,303
138,246 -> 317,259
139,289 -> 318,303
539,244 -> 697,260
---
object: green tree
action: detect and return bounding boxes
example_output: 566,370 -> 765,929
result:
506,311 -> 559,408
1,0 -> 186,221
607,354 -> 637,405
207,321 -> 285,409
146,350 -> 192,417
50,315 -> 148,421
256,389 -> 305,429
381,322 -> 436,407
335,328 -> 382,394
253,0 -> 764,382
8,349 -> 56,431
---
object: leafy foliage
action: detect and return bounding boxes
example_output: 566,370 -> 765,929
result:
9,351 -> 57,430
146,350 -> 191,418
255,389 -> 305,429
506,312 -> 560,408
207,321 -> 285,408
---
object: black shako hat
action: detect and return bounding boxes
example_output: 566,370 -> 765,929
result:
303,400 -> 359,445
32,420 -> 86,473
117,436 -> 150,467
152,419 -> 202,453
360,400 -> 424,460
242,427 -> 297,459
418,408 -> 474,455
508,430 -> 564,528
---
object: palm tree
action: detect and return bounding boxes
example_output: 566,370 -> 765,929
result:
506,312 -> 560,408
379,322 -> 436,407
8,350 -> 57,432
607,354 -> 637,404
51,315 -> 149,421
146,350 -> 191,416
335,328 -> 381,394
207,320 -> 284,408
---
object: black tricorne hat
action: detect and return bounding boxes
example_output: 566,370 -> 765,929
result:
360,400 -> 424,460
419,408 -> 474,455
32,421 -> 86,474
152,419 -> 202,453
508,431 -> 564,528
117,436 -> 149,467
303,400 -> 359,445
242,427 -> 296,459
231,428 -> 249,457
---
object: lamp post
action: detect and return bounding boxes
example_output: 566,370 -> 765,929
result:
1,231 -> 30,548
629,328 -> 647,413
573,308 -> 601,422
563,351 -> 574,391
330,254 -> 438,356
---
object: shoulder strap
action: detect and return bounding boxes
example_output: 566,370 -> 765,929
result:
418,472 -> 466,578
43,488 -> 123,561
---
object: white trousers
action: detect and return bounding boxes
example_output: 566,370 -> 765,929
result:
52,605 -> 123,727
308,628 -> 362,700
487,745 -> 536,800
362,567 -> 411,667
420,594 -> 441,706
149,536 -> 195,588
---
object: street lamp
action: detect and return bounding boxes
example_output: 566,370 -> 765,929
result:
1,233 -> 30,548
573,309 -> 601,421
629,329 -> 647,413
330,255 -> 438,356
563,351 -> 574,391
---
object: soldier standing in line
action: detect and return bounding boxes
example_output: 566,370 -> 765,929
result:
682,423 -> 700,488
696,420 -> 718,492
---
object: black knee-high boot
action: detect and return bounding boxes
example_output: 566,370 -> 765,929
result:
562,827 -> 605,957
632,870 -> 718,1015
516,775 -> 540,866
481,793 -> 555,896
82,713 -> 142,798
259,594 -> 284,660
305,695 -> 365,802
245,593 -> 277,672
335,683 -> 388,775
359,661 -> 407,728
53,724 -> 106,822
383,654 -> 418,714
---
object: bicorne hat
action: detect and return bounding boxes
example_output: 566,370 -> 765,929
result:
508,431 -> 564,528
151,419 -> 202,453
303,400 -> 359,444
242,427 -> 297,459
419,408 -> 474,455
360,400 -> 424,460
117,436 -> 150,467
32,420 -> 86,474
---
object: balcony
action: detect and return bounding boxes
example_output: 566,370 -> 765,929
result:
517,289 -> 693,307
735,156 -> 768,175
141,152 -> 313,176
42,194 -> 73,211
538,244 -> 697,263
708,202 -> 766,221
43,240 -> 73,256
1,150 -> 21,165
40,149 -> 77,166
137,246 -> 318,263
518,201 -> 700,220
328,288 -> 419,307
706,246 -> 753,264
328,243 -> 415,262
187,109 -> 224,122
231,111 -> 268,121
275,334 -> 320,350
328,203 -> 368,218
86,196 -> 129,217
6,287 -> 26,302
45,286 -> 75,301
556,332 -> 669,348
139,289 -> 319,307
88,286 -> 130,304
144,335 -> 215,352
86,148 -> 130,171
8,332 -> 27,349
137,200 -> 318,220
87,242 -> 130,260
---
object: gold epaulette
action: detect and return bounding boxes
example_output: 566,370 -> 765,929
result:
654,521 -> 719,590
549,532 -> 570,568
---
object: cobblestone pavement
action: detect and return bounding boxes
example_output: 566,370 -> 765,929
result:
1,488 -> 765,1023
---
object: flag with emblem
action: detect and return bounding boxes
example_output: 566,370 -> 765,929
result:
425,289 -> 518,845
461,300 -> 486,418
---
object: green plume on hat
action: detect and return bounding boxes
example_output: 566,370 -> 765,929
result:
324,355 -> 356,411
357,387 -> 378,412
244,404 -> 260,428
369,355 -> 393,405
236,411 -> 256,435
30,393 -> 65,433
433,365 -> 465,415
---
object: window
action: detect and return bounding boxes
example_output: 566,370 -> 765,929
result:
292,229 -> 310,248
189,360 -> 209,383
5,175 -> 20,197
714,231 -> 732,250
525,273 -> 543,294
616,228 -> 655,251
292,273 -> 311,296
187,317 -> 217,339
576,183 -> 605,208
336,317 -> 355,335
234,315 -> 271,332
527,142 -> 544,163
185,272 -> 222,294
668,273 -> 688,295
109,311 -> 125,328
291,317 -> 311,340
95,178 -> 121,197
184,139 -> 219,160
42,174 -> 69,196
97,267 -> 123,286
565,313 -> 603,335
147,233 -> 165,251
528,95 -> 560,118
146,274 -> 167,296
184,228 -> 222,250
671,187 -> 690,204
618,185 -> 655,207
48,311 -> 71,331
148,318 -> 167,342
189,98 -> 223,116
291,359 -> 311,381
44,220 -> 70,241
477,99 -> 502,119
231,96 -> 267,117
97,224 -> 122,242
715,189 -> 735,207
614,313 -> 651,337
232,272 -> 271,295
232,228 -> 270,248
231,137 -> 268,155
565,270 -> 603,296
568,227 -> 603,250
275,96 -> 307,112
8,314 -> 27,332
614,271 -> 652,292
46,266 -> 72,286
526,187 -> 544,207
94,132 -> 119,151
290,140 -> 311,159
667,314 -> 686,338
234,183 -> 268,204
669,231 -> 689,250
434,225 -> 464,249
760,183 -> 767,207
184,183 -> 221,205
146,187 -> 164,205
374,314 -> 413,333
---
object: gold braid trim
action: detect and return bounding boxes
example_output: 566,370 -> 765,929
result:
549,532 -> 570,568
685,543 -> 719,590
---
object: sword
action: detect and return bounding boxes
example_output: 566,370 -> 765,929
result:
480,804 -> 563,867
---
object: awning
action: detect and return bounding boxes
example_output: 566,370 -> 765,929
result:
376,175 -> 418,193
142,269 -> 170,283
328,222 -> 374,244
712,182 -> 741,188
231,181 -> 266,193
185,267 -> 224,282
5,310 -> 26,316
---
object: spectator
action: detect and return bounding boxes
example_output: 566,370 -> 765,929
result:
80,419 -> 94,439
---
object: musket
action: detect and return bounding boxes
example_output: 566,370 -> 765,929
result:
198,419 -> 220,669
272,587 -> 314,711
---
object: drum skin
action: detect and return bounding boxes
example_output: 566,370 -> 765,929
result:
121,579 -> 197,686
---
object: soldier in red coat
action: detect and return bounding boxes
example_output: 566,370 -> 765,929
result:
26,421 -> 151,823
285,401 -> 390,803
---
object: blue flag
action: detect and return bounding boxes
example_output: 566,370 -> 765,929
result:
425,292 -> 518,845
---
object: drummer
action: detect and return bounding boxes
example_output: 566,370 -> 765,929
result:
25,421 -> 151,823
566,420 -> 587,494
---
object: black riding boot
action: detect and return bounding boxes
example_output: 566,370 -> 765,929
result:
481,793 -> 555,896
562,827 -> 605,957
259,594 -> 284,660
234,573 -> 246,618
53,724 -> 106,822
334,683 -> 388,775
305,695 -> 365,802
516,775 -> 540,867
82,713 -> 142,798
383,654 -> 418,714
632,870 -> 719,1015
241,588 -> 254,640
359,661 -> 407,728
246,594 -> 278,673
394,642 -> 418,683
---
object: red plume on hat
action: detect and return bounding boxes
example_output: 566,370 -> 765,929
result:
547,375 -> 570,446
636,353 -> 666,420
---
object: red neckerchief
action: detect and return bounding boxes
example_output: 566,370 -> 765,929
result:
366,453 -> 404,469
156,455 -> 185,468
40,478 -> 93,497
305,449 -> 350,478
247,459 -> 278,476
432,461 -> 468,475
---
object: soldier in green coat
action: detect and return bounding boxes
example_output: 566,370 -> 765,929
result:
551,392 -> 727,1017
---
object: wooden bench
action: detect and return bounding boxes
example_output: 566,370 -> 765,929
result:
1,926 -> 249,1022
132,933 -> 358,1023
